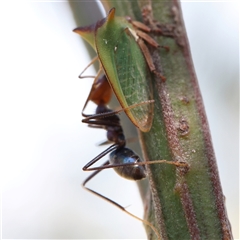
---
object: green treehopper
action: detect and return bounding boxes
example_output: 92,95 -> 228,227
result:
74,8 -> 164,132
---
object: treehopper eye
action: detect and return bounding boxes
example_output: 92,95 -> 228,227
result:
74,7 -> 163,132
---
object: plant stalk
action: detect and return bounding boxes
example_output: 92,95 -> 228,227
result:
101,1 -> 233,239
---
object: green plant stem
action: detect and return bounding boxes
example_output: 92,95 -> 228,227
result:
101,1 -> 232,239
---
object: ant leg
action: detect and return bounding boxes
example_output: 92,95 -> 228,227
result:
82,75 -> 111,117
82,118 -> 120,127
82,160 -> 109,186
83,162 -> 161,239
82,144 -> 118,171
80,61 -> 103,117
78,55 -> 99,79
84,158 -> 188,172
84,124 -> 108,131
82,100 -> 155,121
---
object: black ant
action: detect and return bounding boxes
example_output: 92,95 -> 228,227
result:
80,74 -> 186,239
82,75 -> 147,180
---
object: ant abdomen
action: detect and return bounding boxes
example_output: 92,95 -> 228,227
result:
110,147 -> 146,180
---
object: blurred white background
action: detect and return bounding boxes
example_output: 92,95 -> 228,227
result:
1,1 -> 238,239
